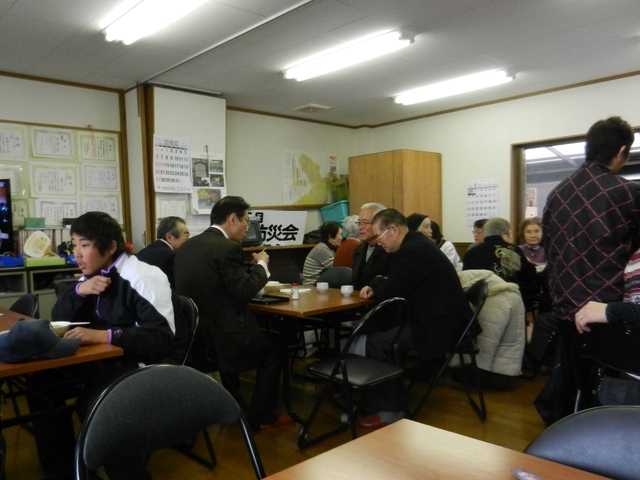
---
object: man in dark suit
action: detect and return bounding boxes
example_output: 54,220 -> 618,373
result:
137,216 -> 190,289
351,202 -> 391,289
358,208 -> 472,429
174,196 -> 292,429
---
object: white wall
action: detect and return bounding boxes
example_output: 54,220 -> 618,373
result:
7,73 -> 640,244
226,110 -> 358,230
0,76 -> 120,130
125,89 -> 146,251
360,75 -> 640,242
152,87 -> 226,235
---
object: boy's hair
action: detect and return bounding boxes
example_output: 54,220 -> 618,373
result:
71,212 -> 126,259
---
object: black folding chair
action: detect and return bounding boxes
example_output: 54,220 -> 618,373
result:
525,405 -> 640,480
9,293 -> 39,318
316,266 -> 352,288
298,297 -> 409,448
408,279 -> 489,421
75,364 -> 265,480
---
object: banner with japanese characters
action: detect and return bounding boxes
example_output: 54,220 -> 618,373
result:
247,209 -> 308,246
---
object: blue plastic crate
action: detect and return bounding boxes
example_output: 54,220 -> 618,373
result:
320,200 -> 349,225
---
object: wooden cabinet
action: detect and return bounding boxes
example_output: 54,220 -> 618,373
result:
348,149 -> 442,225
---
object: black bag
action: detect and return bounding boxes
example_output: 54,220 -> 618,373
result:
527,311 -> 558,368
533,363 -> 563,426
598,376 -> 640,405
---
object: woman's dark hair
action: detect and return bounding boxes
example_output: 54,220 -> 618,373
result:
320,221 -> 341,247
430,220 -> 443,244
474,218 -> 488,229
407,213 -> 428,232
210,196 -> 250,225
71,212 -> 126,260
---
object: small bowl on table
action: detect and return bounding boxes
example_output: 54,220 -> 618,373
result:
264,282 -> 290,295
50,321 -> 71,337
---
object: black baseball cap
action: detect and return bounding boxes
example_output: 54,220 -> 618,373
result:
0,319 -> 81,363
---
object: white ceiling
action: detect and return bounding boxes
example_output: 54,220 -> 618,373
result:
1,0 -> 640,127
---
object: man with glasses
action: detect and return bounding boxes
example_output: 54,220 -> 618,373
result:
137,215 -> 190,289
352,202 -> 391,289
357,208 -> 472,429
175,196 -> 292,430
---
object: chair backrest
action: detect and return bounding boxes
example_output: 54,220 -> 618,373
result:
316,266 -> 352,288
54,278 -> 78,298
9,293 -> 39,318
525,405 -> 640,480
345,297 -> 409,355
575,322 -> 640,376
268,265 -> 303,284
460,279 -> 489,341
465,279 -> 489,316
75,364 -> 265,479
178,295 -> 199,366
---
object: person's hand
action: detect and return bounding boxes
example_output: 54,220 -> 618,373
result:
575,301 -> 608,334
252,251 -> 269,265
63,327 -> 109,345
360,286 -> 374,299
77,276 -> 111,296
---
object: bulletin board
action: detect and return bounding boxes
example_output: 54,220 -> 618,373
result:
0,121 -> 123,227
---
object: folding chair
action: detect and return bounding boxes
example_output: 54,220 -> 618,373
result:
75,364 -> 265,480
164,295 -> 218,469
9,293 -> 39,318
408,279 -> 489,421
3,294 -> 40,422
298,297 -> 409,448
316,266 -> 352,288
525,405 -> 640,480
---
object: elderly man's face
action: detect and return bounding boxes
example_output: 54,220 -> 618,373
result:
372,221 -> 400,253
357,208 -> 376,244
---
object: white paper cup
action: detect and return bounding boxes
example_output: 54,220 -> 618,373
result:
316,282 -> 329,293
341,285 -> 354,296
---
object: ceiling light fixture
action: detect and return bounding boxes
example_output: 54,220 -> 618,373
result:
283,30 -> 414,82
101,0 -> 208,45
394,70 -> 514,105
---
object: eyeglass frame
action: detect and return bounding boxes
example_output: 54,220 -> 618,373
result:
375,227 -> 392,242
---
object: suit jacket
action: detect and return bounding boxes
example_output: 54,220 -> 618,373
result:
174,227 -> 268,372
136,240 -> 176,288
369,231 -> 472,360
351,241 -> 390,290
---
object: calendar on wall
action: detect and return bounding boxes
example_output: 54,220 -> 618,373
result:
467,178 -> 498,227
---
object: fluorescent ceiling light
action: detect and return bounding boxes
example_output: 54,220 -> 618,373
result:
394,70 -> 514,105
283,31 -> 414,82
101,0 -> 208,45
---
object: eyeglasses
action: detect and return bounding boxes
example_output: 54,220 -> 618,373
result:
375,228 -> 391,242
355,220 -> 373,226
240,216 -> 250,223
